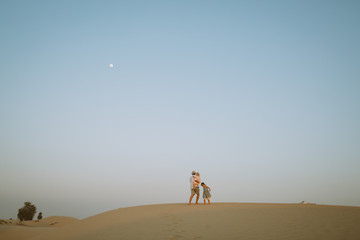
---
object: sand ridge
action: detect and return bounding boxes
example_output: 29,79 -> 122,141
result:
0,216 -> 79,240
1,203 -> 360,240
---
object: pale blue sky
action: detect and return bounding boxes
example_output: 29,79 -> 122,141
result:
1,0 -> 359,219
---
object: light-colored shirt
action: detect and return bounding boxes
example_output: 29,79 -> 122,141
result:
190,175 -> 195,189
194,175 -> 201,188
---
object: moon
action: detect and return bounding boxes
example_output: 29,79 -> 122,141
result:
109,64 -> 114,68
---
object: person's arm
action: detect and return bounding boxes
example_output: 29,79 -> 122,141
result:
208,186 -> 211,191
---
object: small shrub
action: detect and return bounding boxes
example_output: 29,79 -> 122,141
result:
18,202 -> 37,221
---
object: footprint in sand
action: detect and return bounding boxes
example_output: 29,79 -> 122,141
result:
192,236 -> 203,240
168,234 -> 182,240
165,216 -> 187,239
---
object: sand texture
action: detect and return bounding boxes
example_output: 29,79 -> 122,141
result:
1,203 -> 360,240
0,216 -> 78,240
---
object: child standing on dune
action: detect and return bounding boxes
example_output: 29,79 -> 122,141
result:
201,182 -> 211,205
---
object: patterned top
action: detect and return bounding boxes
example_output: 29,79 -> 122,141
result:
202,186 -> 211,199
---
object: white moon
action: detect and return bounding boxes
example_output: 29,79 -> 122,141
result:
109,64 -> 114,68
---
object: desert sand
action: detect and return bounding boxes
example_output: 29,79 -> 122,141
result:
1,203 -> 360,240
0,216 -> 78,240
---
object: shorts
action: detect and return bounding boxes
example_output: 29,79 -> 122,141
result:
191,186 -> 200,195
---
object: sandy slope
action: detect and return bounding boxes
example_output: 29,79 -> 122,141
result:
0,216 -> 79,240
2,203 -> 360,240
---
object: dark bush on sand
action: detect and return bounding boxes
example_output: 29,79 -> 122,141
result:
17,202 -> 37,221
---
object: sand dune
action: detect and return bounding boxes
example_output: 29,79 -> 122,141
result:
0,216 -> 78,240
1,203 -> 360,240
19,216 -> 79,228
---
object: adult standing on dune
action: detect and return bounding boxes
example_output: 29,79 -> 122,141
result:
189,171 -> 201,205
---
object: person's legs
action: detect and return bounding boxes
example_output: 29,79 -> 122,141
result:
189,194 -> 195,205
208,199 -> 211,204
196,194 -> 200,204
193,186 -> 200,204
203,199 -> 206,205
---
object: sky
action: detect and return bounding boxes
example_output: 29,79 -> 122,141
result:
1,0 -> 359,219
